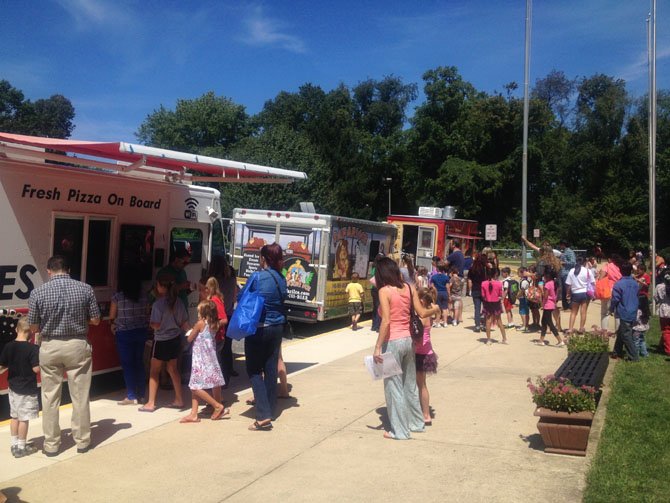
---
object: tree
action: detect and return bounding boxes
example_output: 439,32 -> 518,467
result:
532,70 -> 576,128
215,124 -> 326,217
352,76 -> 417,136
0,80 -> 75,138
136,91 -> 250,152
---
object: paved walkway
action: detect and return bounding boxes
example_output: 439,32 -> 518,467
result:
0,299 -> 609,502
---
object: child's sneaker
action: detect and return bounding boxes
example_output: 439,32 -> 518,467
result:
432,322 -> 440,328
452,320 -> 458,326
10,445 -> 18,457
13,444 -> 38,458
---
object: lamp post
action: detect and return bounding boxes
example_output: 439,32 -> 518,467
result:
521,0 -> 532,267
383,177 -> 392,215
648,1 -> 657,309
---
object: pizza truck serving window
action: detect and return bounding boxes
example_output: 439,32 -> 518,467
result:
53,215 -> 113,287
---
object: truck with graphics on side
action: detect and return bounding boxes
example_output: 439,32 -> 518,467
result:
0,132 -> 306,418
230,208 -> 397,322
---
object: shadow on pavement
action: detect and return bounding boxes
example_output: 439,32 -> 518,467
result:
29,418 -> 132,452
366,406 -> 390,432
0,486 -> 27,503
520,432 -> 545,451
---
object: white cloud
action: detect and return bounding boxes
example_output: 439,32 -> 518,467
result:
241,6 -> 306,54
619,43 -> 670,85
55,0 -> 132,28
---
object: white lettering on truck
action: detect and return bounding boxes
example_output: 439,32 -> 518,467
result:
0,264 -> 37,301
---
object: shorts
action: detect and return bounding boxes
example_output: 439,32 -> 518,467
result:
518,298 -> 529,316
503,298 -> 514,312
348,302 -> 362,315
436,291 -> 449,310
9,389 -> 39,421
152,335 -> 182,361
482,301 -> 503,317
451,295 -> 462,308
571,292 -> 588,305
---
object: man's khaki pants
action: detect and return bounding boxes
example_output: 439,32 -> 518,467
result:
40,338 -> 92,453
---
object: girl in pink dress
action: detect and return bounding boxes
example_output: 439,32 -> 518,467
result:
537,269 -> 565,347
415,288 -> 439,425
481,267 -> 508,345
180,301 -> 229,423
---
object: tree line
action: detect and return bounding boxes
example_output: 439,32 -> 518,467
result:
2,69 -> 669,254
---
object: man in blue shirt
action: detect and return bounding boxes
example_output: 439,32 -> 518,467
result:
610,262 -> 639,361
446,240 -> 465,277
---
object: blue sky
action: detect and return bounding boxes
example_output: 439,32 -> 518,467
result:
2,0 -> 668,142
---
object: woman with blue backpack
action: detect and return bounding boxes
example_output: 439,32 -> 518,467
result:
239,243 -> 287,431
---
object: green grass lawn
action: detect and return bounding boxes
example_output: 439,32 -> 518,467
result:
583,318 -> 670,502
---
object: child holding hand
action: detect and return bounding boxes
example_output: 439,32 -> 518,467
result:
180,300 -> 229,423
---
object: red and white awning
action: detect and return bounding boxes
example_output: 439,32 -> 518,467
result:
0,132 -> 307,183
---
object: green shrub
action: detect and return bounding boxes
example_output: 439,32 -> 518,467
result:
567,331 -> 609,353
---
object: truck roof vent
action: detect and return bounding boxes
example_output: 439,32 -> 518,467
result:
418,207 -> 442,218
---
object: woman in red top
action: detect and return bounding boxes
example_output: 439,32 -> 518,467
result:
372,258 -> 439,440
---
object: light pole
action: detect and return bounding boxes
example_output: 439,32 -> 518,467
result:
383,177 -> 392,215
521,0 -> 532,267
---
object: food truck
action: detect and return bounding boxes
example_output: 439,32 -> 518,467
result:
0,132 -> 306,417
387,206 -> 480,269
231,208 -> 397,322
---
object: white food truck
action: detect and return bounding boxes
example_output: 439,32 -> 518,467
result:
0,132 -> 306,418
231,208 -> 397,322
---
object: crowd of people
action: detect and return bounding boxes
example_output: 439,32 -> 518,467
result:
0,244 -> 290,458
365,238 -> 670,440
2,238 -> 669,454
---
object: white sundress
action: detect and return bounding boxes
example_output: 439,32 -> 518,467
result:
188,324 -> 225,390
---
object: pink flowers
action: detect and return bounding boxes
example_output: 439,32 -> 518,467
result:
527,375 -> 597,413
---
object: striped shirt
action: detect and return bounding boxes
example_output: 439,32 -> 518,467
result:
28,274 -> 100,339
111,291 -> 148,331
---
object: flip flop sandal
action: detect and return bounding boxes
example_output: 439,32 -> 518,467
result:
248,421 -> 272,431
211,407 -> 230,420
179,417 -> 201,423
